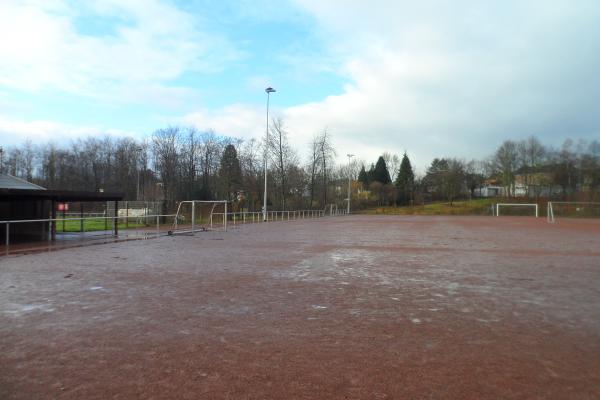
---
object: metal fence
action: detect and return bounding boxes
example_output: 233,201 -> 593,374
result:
0,214 -> 176,256
214,209 -> 329,225
1,206 -> 350,256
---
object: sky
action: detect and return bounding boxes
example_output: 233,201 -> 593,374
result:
0,0 -> 599,170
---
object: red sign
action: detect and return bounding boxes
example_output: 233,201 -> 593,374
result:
57,203 -> 69,211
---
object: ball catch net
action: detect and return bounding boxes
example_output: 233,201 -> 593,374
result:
495,203 -> 539,217
547,202 -> 600,223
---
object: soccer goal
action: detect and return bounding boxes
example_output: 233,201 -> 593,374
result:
169,200 -> 228,235
547,202 -> 600,223
495,203 -> 539,218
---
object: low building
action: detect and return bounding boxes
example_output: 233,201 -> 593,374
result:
1,174 -> 123,244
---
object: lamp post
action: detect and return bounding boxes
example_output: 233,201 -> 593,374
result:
263,87 -> 276,221
346,154 -> 355,214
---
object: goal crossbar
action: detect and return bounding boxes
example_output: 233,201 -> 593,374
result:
495,203 -> 539,218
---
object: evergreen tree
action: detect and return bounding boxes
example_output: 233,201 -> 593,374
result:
372,156 -> 391,184
218,144 -> 242,201
367,163 -> 375,183
395,152 -> 414,205
357,164 -> 369,187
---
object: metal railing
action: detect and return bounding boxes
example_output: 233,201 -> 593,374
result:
211,208 -> 349,225
1,207 -> 351,256
214,209 -> 323,223
0,214 -> 176,256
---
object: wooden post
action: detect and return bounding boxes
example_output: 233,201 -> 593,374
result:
51,199 -> 56,241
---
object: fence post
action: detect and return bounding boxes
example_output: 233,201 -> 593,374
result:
156,215 -> 159,238
5,222 -> 9,256
191,201 -> 195,234
51,199 -> 56,241
224,202 -> 228,232
80,202 -> 84,234
114,201 -> 119,236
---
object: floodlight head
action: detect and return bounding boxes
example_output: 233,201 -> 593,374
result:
265,87 -> 276,93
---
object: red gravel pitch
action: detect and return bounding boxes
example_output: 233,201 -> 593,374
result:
1,215 -> 600,399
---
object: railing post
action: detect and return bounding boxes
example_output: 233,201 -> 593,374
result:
156,215 -> 160,238
51,199 -> 56,241
80,202 -> 84,234
224,202 -> 228,232
5,222 -> 9,256
114,201 -> 119,236
191,201 -> 195,234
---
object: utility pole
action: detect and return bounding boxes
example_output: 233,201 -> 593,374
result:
263,87 -> 276,221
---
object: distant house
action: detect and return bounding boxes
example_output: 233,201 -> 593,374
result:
474,185 -> 504,197
514,167 -> 562,197
474,179 -> 506,197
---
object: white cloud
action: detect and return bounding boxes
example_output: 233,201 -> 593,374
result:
0,0 -> 239,105
277,0 -> 600,167
182,104 -> 266,140
2,0 -> 599,173
0,115 -> 137,147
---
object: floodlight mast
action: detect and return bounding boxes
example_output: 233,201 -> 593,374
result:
347,154 -> 355,214
263,87 -> 276,222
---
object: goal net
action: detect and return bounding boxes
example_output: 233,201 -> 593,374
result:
495,203 -> 539,217
169,200 -> 228,235
547,202 -> 600,223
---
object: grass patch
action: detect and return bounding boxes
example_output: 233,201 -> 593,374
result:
56,218 -> 148,233
361,198 -> 497,216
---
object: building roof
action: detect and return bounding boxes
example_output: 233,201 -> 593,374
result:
0,174 -> 46,190
0,188 -> 123,202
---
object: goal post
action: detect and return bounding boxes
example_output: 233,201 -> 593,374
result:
495,203 -> 539,218
547,201 -> 600,223
169,200 -> 228,235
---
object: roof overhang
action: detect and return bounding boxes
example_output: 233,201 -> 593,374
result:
0,189 -> 124,202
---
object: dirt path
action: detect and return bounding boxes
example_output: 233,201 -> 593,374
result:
2,215 -> 599,399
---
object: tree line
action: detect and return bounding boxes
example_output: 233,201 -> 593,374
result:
0,121 -> 341,211
354,136 -> 600,207
2,129 -> 598,210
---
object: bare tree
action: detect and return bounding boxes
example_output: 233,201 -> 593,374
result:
267,118 -> 298,210
517,136 -> 546,197
307,135 -> 323,208
316,129 -> 336,207
152,127 -> 180,206
382,152 -> 400,182
239,138 -> 262,210
494,140 -> 519,196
